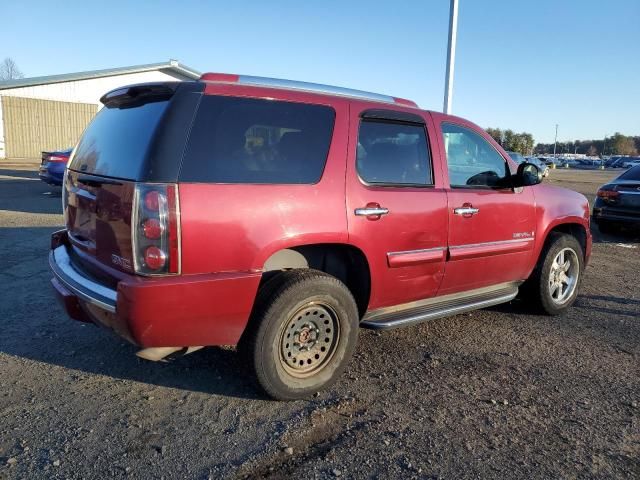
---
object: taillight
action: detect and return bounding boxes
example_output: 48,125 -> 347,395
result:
48,155 -> 69,163
132,184 -> 181,275
597,185 -> 619,202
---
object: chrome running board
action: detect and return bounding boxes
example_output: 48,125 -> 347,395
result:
360,282 -> 521,330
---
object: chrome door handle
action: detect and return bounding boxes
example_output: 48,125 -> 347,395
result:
454,207 -> 479,216
355,207 -> 389,216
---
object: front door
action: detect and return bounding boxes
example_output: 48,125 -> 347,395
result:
346,108 -> 448,310
433,118 -> 536,295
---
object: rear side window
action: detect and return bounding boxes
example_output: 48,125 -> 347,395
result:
356,120 -> 432,185
70,99 -> 169,180
619,165 -> 640,181
180,96 -> 335,183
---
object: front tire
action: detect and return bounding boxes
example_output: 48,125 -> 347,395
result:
525,233 -> 584,315
240,270 -> 359,400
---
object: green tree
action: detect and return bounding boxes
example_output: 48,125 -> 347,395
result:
486,128 -> 503,145
610,133 -> 638,155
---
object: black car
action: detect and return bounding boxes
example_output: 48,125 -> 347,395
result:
593,165 -> 640,233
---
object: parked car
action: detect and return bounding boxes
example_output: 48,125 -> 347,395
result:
529,157 -> 550,177
49,75 -> 591,399
513,154 -> 549,177
39,148 -> 72,186
622,158 -> 640,168
593,165 -> 640,233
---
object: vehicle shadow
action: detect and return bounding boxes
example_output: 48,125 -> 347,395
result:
0,225 -> 264,401
0,168 -> 63,215
0,167 -> 41,180
590,223 -> 640,244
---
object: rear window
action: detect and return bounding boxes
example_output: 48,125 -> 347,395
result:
70,99 -> 169,180
180,96 -> 335,184
619,165 -> 640,181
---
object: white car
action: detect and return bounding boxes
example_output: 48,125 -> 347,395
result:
623,159 -> 640,168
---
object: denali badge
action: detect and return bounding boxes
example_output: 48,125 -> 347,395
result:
111,254 -> 132,270
513,231 -> 534,239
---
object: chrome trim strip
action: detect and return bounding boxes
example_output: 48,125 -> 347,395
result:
387,246 -> 446,257
50,246 -> 117,313
238,75 -> 399,104
449,237 -> 534,250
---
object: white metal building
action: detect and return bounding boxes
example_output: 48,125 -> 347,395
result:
0,60 -> 200,159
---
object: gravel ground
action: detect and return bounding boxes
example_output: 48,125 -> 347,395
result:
0,166 -> 638,479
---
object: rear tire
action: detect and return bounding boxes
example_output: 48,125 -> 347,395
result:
239,269 -> 359,400
524,233 -> 584,315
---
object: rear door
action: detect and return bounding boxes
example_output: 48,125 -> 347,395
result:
346,107 -> 448,310
431,115 -> 537,295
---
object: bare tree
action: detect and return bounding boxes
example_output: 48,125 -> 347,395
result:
0,58 -> 24,81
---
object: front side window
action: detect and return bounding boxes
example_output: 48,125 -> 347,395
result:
442,123 -> 510,188
356,120 -> 432,186
181,96 -> 335,184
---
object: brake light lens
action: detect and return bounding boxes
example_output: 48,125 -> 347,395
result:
132,184 -> 180,275
48,155 -> 69,163
597,185 -> 619,201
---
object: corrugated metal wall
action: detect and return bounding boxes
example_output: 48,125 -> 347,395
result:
1,96 -> 97,158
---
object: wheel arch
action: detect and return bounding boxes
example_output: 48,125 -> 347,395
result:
261,243 -> 371,318
537,220 -> 589,264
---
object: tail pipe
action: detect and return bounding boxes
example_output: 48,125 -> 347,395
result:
136,346 -> 204,362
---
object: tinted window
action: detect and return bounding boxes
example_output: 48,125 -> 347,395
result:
442,123 -> 509,188
70,99 -> 169,180
356,120 -> 432,185
180,96 -> 335,184
619,165 -> 640,181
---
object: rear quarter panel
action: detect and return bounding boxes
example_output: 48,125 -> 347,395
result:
178,90 -> 350,275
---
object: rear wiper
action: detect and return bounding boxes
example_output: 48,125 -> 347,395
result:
76,175 -> 123,187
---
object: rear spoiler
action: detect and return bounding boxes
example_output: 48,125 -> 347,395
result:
100,83 -> 179,108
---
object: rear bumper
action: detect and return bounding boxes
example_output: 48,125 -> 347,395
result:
593,206 -> 640,226
38,163 -> 64,185
49,232 -> 262,347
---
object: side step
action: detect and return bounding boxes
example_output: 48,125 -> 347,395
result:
360,282 -> 520,330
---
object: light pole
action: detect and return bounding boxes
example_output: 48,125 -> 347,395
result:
602,135 -> 607,157
553,124 -> 558,157
443,0 -> 459,114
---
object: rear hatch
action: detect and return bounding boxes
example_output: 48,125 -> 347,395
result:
64,82 -> 202,275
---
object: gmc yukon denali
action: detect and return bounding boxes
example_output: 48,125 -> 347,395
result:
50,74 -> 592,399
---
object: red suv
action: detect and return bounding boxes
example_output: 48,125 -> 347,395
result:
50,74 -> 591,399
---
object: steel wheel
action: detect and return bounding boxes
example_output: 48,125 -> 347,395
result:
548,247 -> 580,305
279,302 -> 340,378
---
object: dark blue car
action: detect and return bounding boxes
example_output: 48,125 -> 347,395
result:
39,148 -> 72,186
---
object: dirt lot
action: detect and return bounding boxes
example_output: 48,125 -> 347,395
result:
0,166 -> 638,479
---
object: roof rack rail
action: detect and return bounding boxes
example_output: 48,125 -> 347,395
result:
199,72 -> 417,107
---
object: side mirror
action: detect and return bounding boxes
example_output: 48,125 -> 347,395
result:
513,162 -> 542,187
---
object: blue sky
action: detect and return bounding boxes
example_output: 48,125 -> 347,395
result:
3,0 -> 638,143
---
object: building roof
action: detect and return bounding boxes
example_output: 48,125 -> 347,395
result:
0,60 -> 201,90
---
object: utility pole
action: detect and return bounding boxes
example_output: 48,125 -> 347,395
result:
553,124 -> 558,157
443,0 -> 459,114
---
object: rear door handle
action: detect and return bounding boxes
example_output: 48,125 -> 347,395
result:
454,206 -> 479,216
